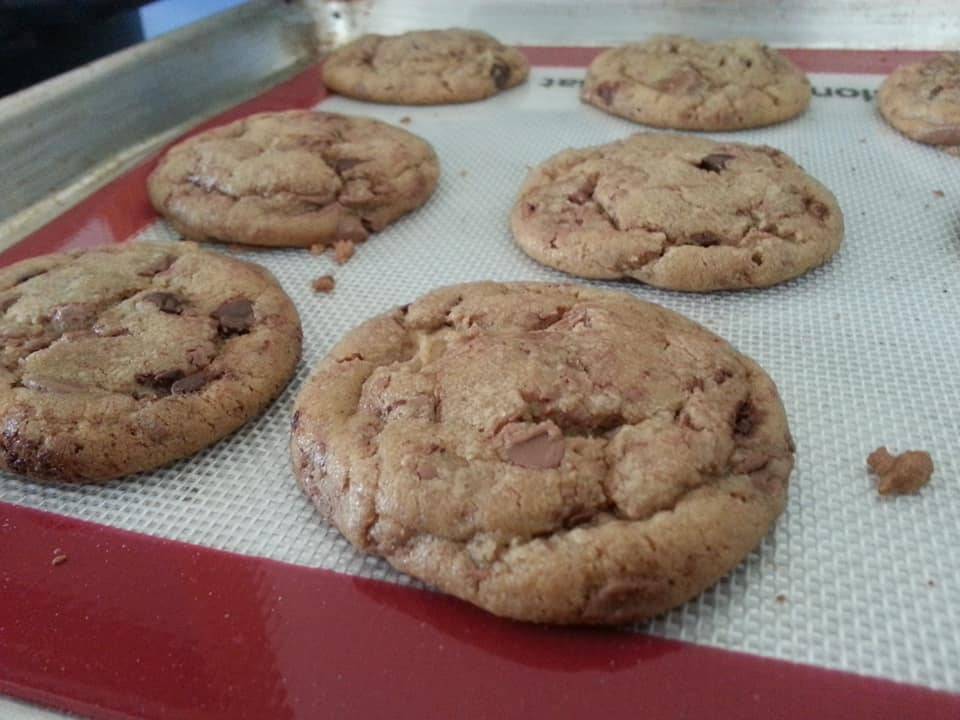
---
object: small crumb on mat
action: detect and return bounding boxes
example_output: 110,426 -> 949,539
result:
933,190 -> 944,198
775,594 -> 787,604
459,169 -> 468,178
312,275 -> 336,293
867,446 -> 934,496
400,116 -> 411,125
333,239 -> 356,265
309,243 -> 327,256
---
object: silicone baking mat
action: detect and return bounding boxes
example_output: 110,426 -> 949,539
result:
2,59 -> 959,699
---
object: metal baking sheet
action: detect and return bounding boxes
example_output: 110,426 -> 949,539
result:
2,58 -> 958,698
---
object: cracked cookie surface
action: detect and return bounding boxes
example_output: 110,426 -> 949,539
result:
0,242 -> 301,482
322,29 -> 529,105
147,110 -> 440,248
878,53 -> 960,157
511,133 -> 843,292
291,282 -> 794,624
582,36 -> 811,130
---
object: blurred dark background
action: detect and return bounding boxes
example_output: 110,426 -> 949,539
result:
0,0 -> 244,97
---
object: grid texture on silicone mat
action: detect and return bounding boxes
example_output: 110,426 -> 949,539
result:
1,69 -> 958,690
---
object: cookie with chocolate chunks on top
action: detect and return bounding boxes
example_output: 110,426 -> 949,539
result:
322,28 -> 529,105
148,110 -> 439,248
878,53 -> 960,157
291,282 -> 795,625
0,241 -> 301,482
511,133 -> 843,292
582,36 -> 811,131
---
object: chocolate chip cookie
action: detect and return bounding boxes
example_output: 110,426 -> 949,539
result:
322,29 -> 529,105
582,36 -> 811,131
0,242 -> 301,482
148,110 -> 440,248
511,133 -> 843,292
291,282 -> 794,625
878,53 -> 960,157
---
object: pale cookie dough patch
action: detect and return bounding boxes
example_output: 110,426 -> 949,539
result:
148,110 -> 440,248
878,53 -> 960,157
323,29 -> 529,105
511,133 -> 843,292
0,242 -> 301,482
291,282 -> 795,625
582,36 -> 811,131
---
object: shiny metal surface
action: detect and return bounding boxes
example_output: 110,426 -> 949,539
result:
343,0 -> 960,49
0,0 -> 316,251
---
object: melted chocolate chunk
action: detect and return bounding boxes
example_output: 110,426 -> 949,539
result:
490,62 -> 511,89
49,304 -> 97,334
596,81 -> 618,105
734,400 -> 757,436
135,369 -> 185,394
334,158 -> 362,174
212,298 -> 254,337
696,153 -> 735,173
171,371 -> 209,395
141,292 -> 184,315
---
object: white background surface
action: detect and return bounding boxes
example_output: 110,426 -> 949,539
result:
2,69 -> 958,711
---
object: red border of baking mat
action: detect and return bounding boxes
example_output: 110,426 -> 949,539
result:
0,49 -> 955,720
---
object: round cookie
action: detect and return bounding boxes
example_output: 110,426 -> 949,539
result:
322,29 -> 529,105
148,110 -> 439,248
511,133 -> 843,292
291,282 -> 794,625
0,242 -> 301,482
878,53 -> 960,157
582,36 -> 811,131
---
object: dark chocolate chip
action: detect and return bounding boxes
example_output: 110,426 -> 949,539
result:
930,85 -> 944,99
734,400 -> 756,435
689,232 -> 723,247
596,81 -> 618,105
212,298 -> 254,337
696,153 -> 735,173
335,158 -> 362,174
135,369 -> 185,394
171,371 -> 209,395
491,62 -> 511,89
141,292 -> 184,315
804,197 -> 829,220
49,303 -> 97,334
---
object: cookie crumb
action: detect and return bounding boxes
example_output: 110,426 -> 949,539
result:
459,169 -> 468,178
309,243 -> 327,256
332,239 -> 355,265
927,580 -> 936,588
312,275 -> 336,293
52,553 -> 68,567
933,190 -> 944,198
775,593 -> 787,604
867,446 -> 934,496
399,116 -> 412,125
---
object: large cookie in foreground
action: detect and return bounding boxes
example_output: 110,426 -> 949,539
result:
878,53 -> 960,157
0,242 -> 301,482
148,110 -> 440,248
323,29 -> 529,105
291,282 -> 794,625
511,133 -> 843,292
582,36 -> 811,131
